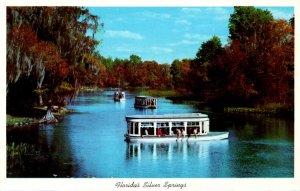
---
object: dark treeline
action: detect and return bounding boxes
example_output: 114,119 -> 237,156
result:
6,6 -> 294,115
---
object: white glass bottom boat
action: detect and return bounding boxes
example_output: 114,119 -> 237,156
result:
114,91 -> 126,101
134,96 -> 157,108
124,113 -> 229,142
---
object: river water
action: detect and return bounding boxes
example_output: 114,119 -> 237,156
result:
6,90 -> 294,177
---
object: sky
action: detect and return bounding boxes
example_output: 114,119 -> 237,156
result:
88,7 -> 294,64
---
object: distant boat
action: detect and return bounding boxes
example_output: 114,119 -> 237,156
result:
134,96 -> 157,109
114,91 -> 126,101
124,113 -> 229,142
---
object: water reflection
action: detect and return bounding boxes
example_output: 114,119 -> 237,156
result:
7,90 -> 293,177
134,107 -> 157,115
126,140 -> 229,161
114,100 -> 126,110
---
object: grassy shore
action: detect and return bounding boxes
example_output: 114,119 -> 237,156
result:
6,115 -> 39,127
80,86 -> 101,92
166,95 -> 293,117
139,89 -> 177,97
224,104 -> 293,116
7,106 -> 73,127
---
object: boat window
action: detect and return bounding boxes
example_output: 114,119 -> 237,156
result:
157,122 -> 169,127
141,127 -> 149,135
172,122 -> 184,127
141,122 -> 154,127
171,127 -> 177,135
131,125 -> 134,134
147,127 -> 154,135
160,127 -> 169,135
134,125 -> 139,135
187,122 -> 200,126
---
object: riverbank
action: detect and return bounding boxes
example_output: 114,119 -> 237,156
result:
7,106 -> 73,128
224,105 -> 294,117
166,96 -> 293,117
80,86 -> 101,92
140,89 -> 177,97
6,115 -> 39,127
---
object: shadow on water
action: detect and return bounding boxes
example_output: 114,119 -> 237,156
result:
7,124 -> 79,177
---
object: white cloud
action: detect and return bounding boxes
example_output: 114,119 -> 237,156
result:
181,7 -> 229,21
106,30 -> 144,40
115,46 -> 132,52
181,8 -> 203,14
205,7 -> 229,15
175,19 -> 192,26
151,46 -> 173,53
184,33 -> 211,41
142,11 -> 171,19
169,40 -> 199,47
268,8 -> 294,20
184,33 -> 228,46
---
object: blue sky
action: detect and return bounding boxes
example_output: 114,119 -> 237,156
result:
88,7 -> 294,64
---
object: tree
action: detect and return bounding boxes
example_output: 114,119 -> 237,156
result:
253,19 -> 294,105
170,59 -> 182,88
229,6 -> 273,53
188,36 -> 223,98
7,7 -> 103,114
289,15 -> 294,29
195,36 -> 223,64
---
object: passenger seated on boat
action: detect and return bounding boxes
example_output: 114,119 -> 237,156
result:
187,128 -> 192,139
176,128 -> 181,141
181,128 -> 185,141
141,128 -> 148,138
163,128 -> 168,135
157,128 -> 163,137
193,128 -> 197,138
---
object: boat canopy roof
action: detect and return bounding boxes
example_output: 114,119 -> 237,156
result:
135,95 -> 155,98
126,113 -> 208,121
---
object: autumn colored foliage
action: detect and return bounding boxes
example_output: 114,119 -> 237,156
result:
7,7 -> 102,112
6,6 -> 294,114
177,6 -> 294,107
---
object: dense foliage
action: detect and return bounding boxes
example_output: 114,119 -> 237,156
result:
7,7 -> 103,113
7,6 -> 294,114
172,6 -> 294,107
98,55 -> 172,89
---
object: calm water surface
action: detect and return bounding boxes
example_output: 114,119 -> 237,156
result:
7,90 -> 294,177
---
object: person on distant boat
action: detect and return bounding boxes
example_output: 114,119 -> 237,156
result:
181,128 -> 185,141
142,128 -> 148,138
187,127 -> 191,140
176,128 -> 180,141
193,128 -> 197,138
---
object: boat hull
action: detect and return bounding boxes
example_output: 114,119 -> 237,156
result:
114,98 -> 126,102
125,131 -> 229,142
134,104 -> 156,109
